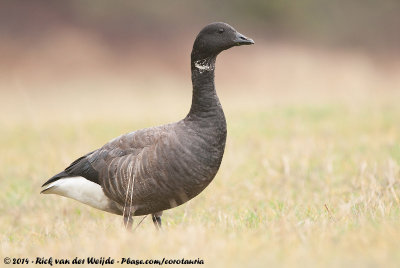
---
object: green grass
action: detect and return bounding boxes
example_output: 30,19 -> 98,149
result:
1,66 -> 400,267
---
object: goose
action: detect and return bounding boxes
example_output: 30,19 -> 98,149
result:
41,22 -> 254,229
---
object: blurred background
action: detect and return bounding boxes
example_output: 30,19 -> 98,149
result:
2,1 -> 400,267
1,0 -> 399,98
1,0 -> 400,124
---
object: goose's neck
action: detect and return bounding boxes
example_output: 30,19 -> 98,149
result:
186,54 -> 223,120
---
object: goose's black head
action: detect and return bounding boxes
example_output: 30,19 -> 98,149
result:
192,22 -> 254,59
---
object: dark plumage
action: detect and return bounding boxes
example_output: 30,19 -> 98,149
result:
41,22 -> 254,229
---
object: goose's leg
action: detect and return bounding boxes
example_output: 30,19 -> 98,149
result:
124,214 -> 133,230
152,211 -> 163,230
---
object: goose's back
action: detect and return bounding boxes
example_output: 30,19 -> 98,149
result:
87,118 -> 226,215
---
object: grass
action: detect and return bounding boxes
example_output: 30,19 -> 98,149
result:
1,46 -> 400,267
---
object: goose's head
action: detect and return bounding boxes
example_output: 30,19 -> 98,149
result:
192,22 -> 254,58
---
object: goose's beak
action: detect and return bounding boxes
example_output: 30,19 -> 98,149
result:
233,32 -> 254,46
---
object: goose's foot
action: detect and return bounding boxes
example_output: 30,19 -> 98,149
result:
123,215 -> 133,230
152,211 -> 163,230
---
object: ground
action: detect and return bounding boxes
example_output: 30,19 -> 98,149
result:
1,45 -> 400,267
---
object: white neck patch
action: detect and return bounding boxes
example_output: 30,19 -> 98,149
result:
194,58 -> 215,74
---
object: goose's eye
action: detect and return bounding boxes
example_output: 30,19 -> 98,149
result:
218,28 -> 224,34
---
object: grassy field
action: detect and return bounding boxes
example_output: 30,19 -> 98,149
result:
1,45 -> 400,267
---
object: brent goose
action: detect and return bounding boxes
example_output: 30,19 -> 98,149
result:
41,22 -> 254,229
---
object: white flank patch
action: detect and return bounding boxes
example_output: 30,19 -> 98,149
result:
41,176 -> 112,212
